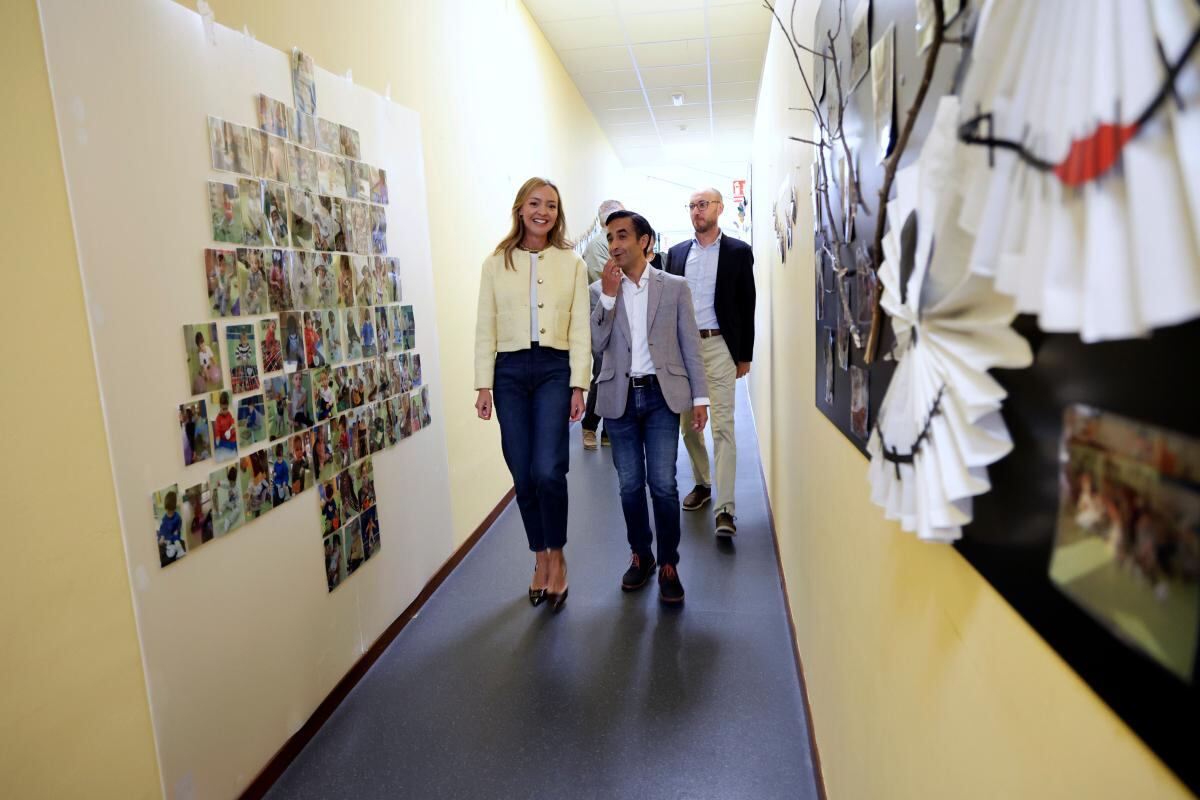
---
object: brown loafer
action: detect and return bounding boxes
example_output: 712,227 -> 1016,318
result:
682,485 -> 711,511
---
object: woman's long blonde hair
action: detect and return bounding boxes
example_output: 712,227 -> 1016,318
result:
493,177 -> 570,269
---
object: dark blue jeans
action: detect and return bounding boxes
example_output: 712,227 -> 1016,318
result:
604,380 -> 682,566
493,346 -> 571,551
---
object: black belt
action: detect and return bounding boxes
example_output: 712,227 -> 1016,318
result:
698,329 -> 721,338
630,374 -> 657,388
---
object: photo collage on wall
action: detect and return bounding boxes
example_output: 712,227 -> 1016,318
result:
156,50 -> 433,589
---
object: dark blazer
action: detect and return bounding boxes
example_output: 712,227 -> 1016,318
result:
667,233 -> 756,364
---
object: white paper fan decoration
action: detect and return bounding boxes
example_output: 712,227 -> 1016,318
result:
867,96 -> 1033,543
955,0 -> 1200,342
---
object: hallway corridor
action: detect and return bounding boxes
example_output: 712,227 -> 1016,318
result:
265,385 -> 820,800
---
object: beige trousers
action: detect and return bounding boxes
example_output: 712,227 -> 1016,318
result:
680,334 -> 737,515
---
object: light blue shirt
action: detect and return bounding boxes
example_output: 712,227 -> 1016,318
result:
683,233 -> 721,329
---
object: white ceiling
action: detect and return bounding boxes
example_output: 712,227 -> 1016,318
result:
523,0 -> 773,166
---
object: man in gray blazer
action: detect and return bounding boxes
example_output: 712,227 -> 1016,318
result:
592,211 -> 708,604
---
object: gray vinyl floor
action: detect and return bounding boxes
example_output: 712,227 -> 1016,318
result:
265,384 -> 820,800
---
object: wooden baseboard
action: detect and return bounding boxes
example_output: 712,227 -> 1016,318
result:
238,487 -> 517,800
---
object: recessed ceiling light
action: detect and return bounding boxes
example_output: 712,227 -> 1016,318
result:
671,92 -> 685,106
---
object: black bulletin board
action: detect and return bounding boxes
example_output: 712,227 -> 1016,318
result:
808,0 -> 1200,791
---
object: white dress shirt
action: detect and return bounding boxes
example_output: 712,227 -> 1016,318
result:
599,268 -> 708,407
683,233 -> 721,329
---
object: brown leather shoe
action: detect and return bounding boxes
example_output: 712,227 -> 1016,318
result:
682,485 -> 711,511
715,511 -> 737,537
582,430 -> 598,451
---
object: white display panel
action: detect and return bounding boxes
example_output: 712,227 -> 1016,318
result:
39,0 -> 454,796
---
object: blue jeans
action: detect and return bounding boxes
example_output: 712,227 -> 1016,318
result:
604,380 -> 682,566
493,346 -> 571,551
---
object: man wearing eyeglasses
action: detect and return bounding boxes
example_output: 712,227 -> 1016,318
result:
666,188 -> 756,538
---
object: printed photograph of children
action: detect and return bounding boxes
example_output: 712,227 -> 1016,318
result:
324,530 -> 345,592
286,142 -> 317,194
259,134 -> 289,184
385,396 -> 401,445
238,179 -> 267,247
229,122 -> 254,176
290,370 -> 315,431
311,421 -> 336,482
353,162 -> 372,204
153,484 -> 186,567
401,305 -> 416,351
1049,406 -> 1200,683
375,356 -> 392,399
407,353 -> 421,389
333,255 -> 354,308
303,311 -> 328,369
237,393 -> 267,449
267,249 -> 293,313
264,375 -> 291,441
320,309 -> 342,365
205,248 -> 237,318
339,125 -> 361,160
287,254 -> 311,311
182,481 -> 213,551
352,256 -> 375,309
281,312 -> 305,373
185,323 -> 223,395
332,366 -> 351,413
257,94 -> 290,138
208,116 -> 235,172
370,166 -> 389,205
288,430 -> 314,495
343,308 -> 364,361
387,308 -> 404,354
369,402 -> 388,454
420,385 -> 432,429
374,307 -> 392,355
396,352 -> 411,394
353,457 -> 376,511
225,324 -> 260,394
367,257 -> 387,305
264,183 -> 290,248
237,248 -> 268,316
292,49 -> 317,115
316,117 -> 341,156
294,110 -> 318,149
210,463 -> 244,537
348,364 -> 366,409
259,317 -> 283,374
318,479 -> 342,536
270,442 -> 291,508
350,407 -> 371,461
370,204 -> 388,255
288,188 -> 316,250
316,153 -> 347,198
361,360 -> 380,404
345,518 -> 365,575
850,366 -> 869,440
209,181 -> 242,244
358,305 -> 378,358
363,504 -> 380,559
313,254 -> 338,307
332,413 -> 353,469
410,390 -> 425,433
179,399 -> 211,466
312,366 -> 335,422
384,258 -> 402,303
336,467 -> 358,520
210,390 -> 238,461
384,356 -> 401,398
247,130 -> 267,181
316,196 -> 346,252
240,449 -> 271,522
398,391 -> 412,438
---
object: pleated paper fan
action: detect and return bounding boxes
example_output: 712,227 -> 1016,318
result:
956,0 -> 1200,342
867,96 -> 1033,543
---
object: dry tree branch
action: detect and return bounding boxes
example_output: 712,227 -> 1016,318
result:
863,0 -> 946,363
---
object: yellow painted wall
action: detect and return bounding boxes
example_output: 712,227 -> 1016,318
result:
0,2 -> 162,798
749,2 -> 1194,798
191,0 -> 627,547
